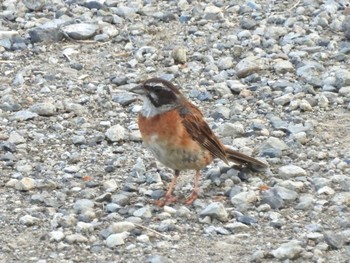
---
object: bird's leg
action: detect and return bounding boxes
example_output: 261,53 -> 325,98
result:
154,170 -> 179,207
184,170 -> 200,205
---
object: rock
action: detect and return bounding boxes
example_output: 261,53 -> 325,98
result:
133,206 -> 152,218
8,131 -> 26,144
217,57 -> 233,70
261,189 -> 284,209
213,82 -> 232,97
324,231 -> 345,249
278,165 -> 307,179
299,99 -> 313,111
271,240 -> 304,259
219,123 -> 245,138
65,234 -> 88,244
73,199 -> 94,213
105,124 -> 126,142
296,62 -> 324,87
231,191 -> 257,206
200,202 -> 228,222
19,215 -> 40,226
225,222 -> 250,233
106,233 -> 127,247
171,46 -> 187,64
13,110 -> 38,121
109,222 -> 136,233
62,23 -> 99,40
50,231 -> 65,242
203,5 -> 223,20
29,103 -> 56,116
15,177 -> 36,191
23,0 -> 45,11
274,59 -> 294,74
235,56 -> 265,78
339,86 -> 350,97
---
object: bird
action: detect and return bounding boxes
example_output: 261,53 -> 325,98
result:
130,77 -> 267,206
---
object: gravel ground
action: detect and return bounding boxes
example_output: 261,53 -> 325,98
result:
1,0 -> 350,262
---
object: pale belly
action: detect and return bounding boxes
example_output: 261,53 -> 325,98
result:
144,134 -> 211,171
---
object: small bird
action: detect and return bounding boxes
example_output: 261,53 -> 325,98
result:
130,78 -> 267,206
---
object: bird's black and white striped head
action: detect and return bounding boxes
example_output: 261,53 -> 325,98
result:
130,78 -> 183,117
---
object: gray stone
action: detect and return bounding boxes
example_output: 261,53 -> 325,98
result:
15,177 -> 36,191
217,57 -> 233,70
62,23 -> 99,40
296,63 -> 324,87
106,233 -> 127,247
65,234 -> 88,244
219,122 -> 244,138
273,186 -> 298,201
296,194 -> 314,210
73,199 -> 94,213
262,189 -> 284,209
200,202 -> 228,222
324,231 -> 345,249
29,103 -> 56,116
203,5 -> 223,20
171,46 -> 187,64
109,221 -> 136,233
19,215 -> 39,226
271,240 -> 304,259
23,0 -> 45,11
50,231 -> 65,242
13,110 -> 38,121
105,124 -> 126,142
235,56 -> 265,78
278,165 -> 307,179
8,131 -> 26,144
133,206 -> 152,218
274,60 -> 294,74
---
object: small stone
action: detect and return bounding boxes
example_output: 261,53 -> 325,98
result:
225,222 -> 250,233
217,57 -> 233,70
65,234 -> 88,244
109,222 -> 136,233
171,46 -> 187,64
261,189 -> 284,209
105,124 -> 126,142
8,131 -> 26,144
13,110 -> 38,121
73,199 -> 94,213
273,186 -> 298,201
324,231 -> 345,249
274,59 -> 294,74
274,93 -> 294,106
296,194 -> 314,210
29,103 -> 56,116
219,123 -> 245,138
231,191 -> 257,206
103,179 -> 118,192
235,56 -> 265,78
106,233 -> 127,247
200,202 -> 228,222
23,0 -> 45,11
133,206 -> 152,218
299,99 -> 313,111
278,165 -> 307,179
271,240 -> 304,259
15,177 -> 36,191
63,165 -> 80,173
62,23 -> 99,40
213,82 -> 232,97
50,231 -> 65,242
339,86 -> 350,97
203,5 -> 223,20
19,215 -> 40,226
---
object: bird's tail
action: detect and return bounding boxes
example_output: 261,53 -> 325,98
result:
224,147 -> 267,169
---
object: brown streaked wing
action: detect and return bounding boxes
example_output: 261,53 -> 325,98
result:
179,103 -> 228,164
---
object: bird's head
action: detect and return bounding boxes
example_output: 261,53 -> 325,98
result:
130,78 -> 183,117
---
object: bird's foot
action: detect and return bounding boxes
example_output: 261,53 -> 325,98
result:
184,191 -> 198,205
153,195 -> 178,207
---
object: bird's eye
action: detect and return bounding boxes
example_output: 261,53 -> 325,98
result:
153,85 -> 163,93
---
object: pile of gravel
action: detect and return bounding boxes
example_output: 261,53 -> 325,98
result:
1,0 -> 350,262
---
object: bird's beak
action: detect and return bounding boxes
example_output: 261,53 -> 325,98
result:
129,84 -> 147,95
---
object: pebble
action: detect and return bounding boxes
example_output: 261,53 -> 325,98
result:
15,177 -> 36,191
109,222 -> 136,233
13,110 -> 38,121
73,199 -> 95,213
29,103 -> 56,116
235,56 -> 265,78
50,231 -> 65,242
133,206 -> 152,219
65,234 -> 88,244
324,231 -> 345,249
19,215 -> 40,226
278,165 -> 307,179
62,23 -> 99,40
231,191 -> 257,206
106,233 -> 127,247
171,46 -> 187,64
105,124 -> 126,142
8,131 -> 26,144
200,202 -> 228,222
271,240 -> 304,259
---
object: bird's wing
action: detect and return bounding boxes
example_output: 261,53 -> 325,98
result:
179,103 -> 228,163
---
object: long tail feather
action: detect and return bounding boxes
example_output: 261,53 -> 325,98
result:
224,147 -> 267,169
